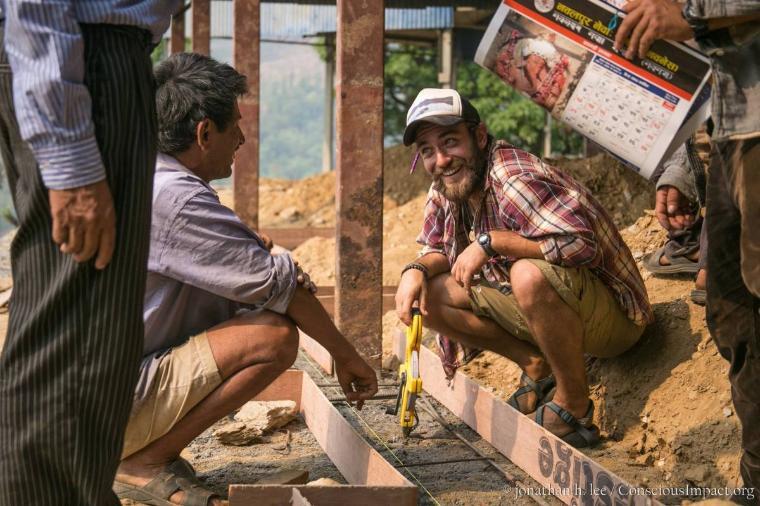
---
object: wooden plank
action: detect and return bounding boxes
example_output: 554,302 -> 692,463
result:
299,287 -> 397,374
233,0 -> 260,229
298,330 -> 334,375
260,227 -> 333,251
169,11 -> 185,55
191,0 -> 210,55
231,370 -> 417,505
313,286 -> 396,318
392,332 -> 663,506
335,0 -> 385,367
299,373 -> 415,492
229,485 -> 416,506
252,369 -> 302,410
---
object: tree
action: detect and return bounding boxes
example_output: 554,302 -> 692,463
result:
383,44 -> 584,156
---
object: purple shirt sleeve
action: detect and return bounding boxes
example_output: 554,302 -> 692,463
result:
153,190 -> 298,314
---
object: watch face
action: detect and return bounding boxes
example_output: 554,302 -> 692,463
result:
478,234 -> 488,245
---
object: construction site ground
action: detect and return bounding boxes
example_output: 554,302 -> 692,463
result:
0,145 -> 742,505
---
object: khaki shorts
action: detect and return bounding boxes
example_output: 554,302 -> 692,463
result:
122,332 -> 222,459
469,259 -> 644,358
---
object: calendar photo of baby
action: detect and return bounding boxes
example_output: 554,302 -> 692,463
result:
484,12 -> 589,115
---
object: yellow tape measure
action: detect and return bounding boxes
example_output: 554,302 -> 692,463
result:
387,308 -> 423,437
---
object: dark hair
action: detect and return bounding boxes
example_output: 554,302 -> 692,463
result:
154,52 -> 248,155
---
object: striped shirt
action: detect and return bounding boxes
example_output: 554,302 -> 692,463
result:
1,0 -> 181,190
417,140 -> 654,326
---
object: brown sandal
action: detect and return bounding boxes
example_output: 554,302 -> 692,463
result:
507,372 -> 556,414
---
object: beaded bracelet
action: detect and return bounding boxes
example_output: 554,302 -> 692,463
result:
401,262 -> 429,280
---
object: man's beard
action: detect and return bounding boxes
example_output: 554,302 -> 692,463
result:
432,150 -> 487,203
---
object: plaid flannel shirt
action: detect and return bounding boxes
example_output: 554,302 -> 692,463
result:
417,140 -> 654,326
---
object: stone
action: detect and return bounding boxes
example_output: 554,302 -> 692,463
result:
256,469 -> 309,485
279,206 -> 302,222
382,353 -> 400,371
307,478 -> 341,487
215,400 -> 297,446
723,407 -> 733,417
684,465 -> 709,483
634,454 -> 654,466
235,400 -> 298,429
214,421 -> 263,446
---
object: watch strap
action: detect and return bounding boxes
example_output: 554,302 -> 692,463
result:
478,232 -> 498,257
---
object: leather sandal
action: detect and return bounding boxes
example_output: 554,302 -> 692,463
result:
643,244 -> 699,274
507,372 -> 556,414
114,459 -> 221,506
534,400 -> 600,448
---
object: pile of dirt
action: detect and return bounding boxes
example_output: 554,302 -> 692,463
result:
292,193 -> 427,286
216,144 -> 430,229
383,144 -> 433,206
551,153 -> 656,228
218,173 -> 337,228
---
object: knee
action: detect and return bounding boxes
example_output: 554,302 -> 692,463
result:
424,274 -> 449,326
269,317 -> 299,370
510,260 -> 553,313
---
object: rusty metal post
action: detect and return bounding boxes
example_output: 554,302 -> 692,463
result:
335,0 -> 384,367
233,0 -> 260,229
170,10 -> 185,55
192,0 -> 211,56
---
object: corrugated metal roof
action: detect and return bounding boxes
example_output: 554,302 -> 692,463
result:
210,1 -> 454,40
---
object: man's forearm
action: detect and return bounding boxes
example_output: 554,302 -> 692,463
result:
413,251 -> 450,277
285,286 -> 361,363
490,230 -> 544,259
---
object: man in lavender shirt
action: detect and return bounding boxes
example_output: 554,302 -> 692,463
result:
112,53 -> 378,506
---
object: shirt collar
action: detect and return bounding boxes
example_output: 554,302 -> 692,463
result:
156,153 -> 217,194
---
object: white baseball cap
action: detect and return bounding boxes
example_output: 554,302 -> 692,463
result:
403,88 -> 481,146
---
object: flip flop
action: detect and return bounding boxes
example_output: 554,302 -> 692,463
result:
507,372 -> 556,414
534,400 -> 600,448
643,245 -> 699,274
114,459 -> 221,506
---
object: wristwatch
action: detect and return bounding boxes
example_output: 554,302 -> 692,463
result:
477,232 -> 498,257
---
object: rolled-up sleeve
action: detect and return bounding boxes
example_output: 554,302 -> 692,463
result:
155,192 -> 298,314
655,144 -> 698,203
416,188 -> 447,257
4,0 -> 106,190
500,173 -> 598,267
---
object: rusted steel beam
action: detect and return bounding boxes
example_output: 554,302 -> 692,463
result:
233,0 -> 261,229
192,0 -> 211,55
335,0 -> 385,367
170,10 -> 185,55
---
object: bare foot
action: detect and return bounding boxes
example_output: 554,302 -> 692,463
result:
116,459 -> 227,506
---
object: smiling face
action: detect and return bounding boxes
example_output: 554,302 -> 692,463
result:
414,121 -> 489,203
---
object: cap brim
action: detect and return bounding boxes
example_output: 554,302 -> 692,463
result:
403,116 -> 465,146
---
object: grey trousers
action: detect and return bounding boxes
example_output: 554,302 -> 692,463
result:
0,24 -> 156,505
706,137 -> 760,505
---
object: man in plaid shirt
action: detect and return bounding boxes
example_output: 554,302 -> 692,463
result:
395,88 -> 653,448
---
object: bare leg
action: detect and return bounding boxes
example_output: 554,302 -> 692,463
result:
116,310 -> 299,505
424,273 -> 550,382
508,260 -> 590,435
